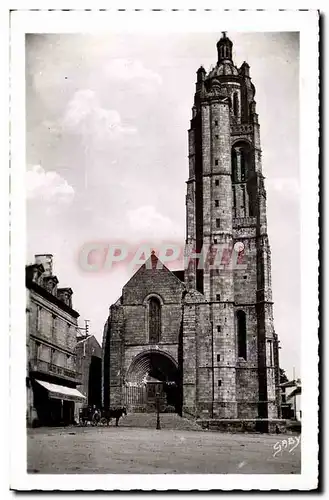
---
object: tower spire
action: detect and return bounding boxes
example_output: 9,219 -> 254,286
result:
216,32 -> 233,64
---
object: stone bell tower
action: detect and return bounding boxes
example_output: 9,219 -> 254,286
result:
185,33 -> 280,421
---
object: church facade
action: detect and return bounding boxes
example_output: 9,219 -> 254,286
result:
102,34 -> 281,421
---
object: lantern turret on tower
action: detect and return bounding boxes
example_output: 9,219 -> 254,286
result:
217,32 -> 233,64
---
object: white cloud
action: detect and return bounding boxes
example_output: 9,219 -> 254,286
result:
26,165 -> 75,204
105,59 -> 162,85
62,89 -> 136,142
127,205 -> 183,240
267,177 -> 300,198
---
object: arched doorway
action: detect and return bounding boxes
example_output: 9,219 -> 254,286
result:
125,351 -> 181,414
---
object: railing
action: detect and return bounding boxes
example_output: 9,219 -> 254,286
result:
231,124 -> 254,135
30,358 -> 81,382
233,216 -> 257,227
124,385 -> 146,405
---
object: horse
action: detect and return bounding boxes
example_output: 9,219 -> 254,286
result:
100,407 -> 127,427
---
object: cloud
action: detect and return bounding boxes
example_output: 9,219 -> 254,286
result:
61,89 -> 137,142
105,59 -> 162,85
26,165 -> 75,205
267,177 -> 300,198
127,205 -> 183,240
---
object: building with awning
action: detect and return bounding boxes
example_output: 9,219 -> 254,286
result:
35,380 -> 86,403
26,255 -> 84,427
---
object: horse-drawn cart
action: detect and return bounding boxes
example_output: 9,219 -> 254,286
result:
79,406 -> 127,427
78,406 -> 101,426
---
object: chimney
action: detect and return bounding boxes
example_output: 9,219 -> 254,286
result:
57,287 -> 73,308
43,275 -> 59,295
35,254 -> 53,277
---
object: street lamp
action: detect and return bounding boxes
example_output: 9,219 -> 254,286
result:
156,392 -> 161,430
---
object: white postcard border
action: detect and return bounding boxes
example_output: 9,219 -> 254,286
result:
9,8 -> 319,491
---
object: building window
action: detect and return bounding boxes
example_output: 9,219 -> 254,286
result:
216,219 -> 220,228
215,120 -> 218,126
149,297 -> 161,344
249,197 -> 255,217
214,238 -> 218,244
216,294 -> 221,302
35,341 -> 40,360
233,92 -> 239,117
52,315 -> 56,338
215,159 -> 219,166
269,340 -> 273,366
217,354 -> 221,362
241,150 -> 248,181
215,134 -> 219,139
242,186 -> 246,214
215,200 -> 219,208
215,179 -> 219,186
218,380 -> 222,387
237,310 -> 247,360
36,305 -> 41,332
232,148 -> 238,183
232,185 -> 237,210
217,325 -> 221,332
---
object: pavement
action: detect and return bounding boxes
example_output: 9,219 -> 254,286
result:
27,425 -> 301,474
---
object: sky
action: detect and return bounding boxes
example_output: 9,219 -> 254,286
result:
26,32 -> 300,380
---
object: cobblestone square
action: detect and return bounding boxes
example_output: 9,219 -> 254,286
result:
27,427 -> 301,475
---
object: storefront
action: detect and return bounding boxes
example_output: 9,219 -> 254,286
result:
30,379 -> 86,427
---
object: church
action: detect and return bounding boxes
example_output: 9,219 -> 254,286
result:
102,33 -> 281,422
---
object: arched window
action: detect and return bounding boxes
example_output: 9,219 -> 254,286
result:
240,149 -> 247,182
233,92 -> 239,118
231,148 -> 238,182
237,310 -> 247,360
249,195 -> 255,216
149,297 -> 161,344
232,185 -> 237,212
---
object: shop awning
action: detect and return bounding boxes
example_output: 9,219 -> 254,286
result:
35,379 -> 86,402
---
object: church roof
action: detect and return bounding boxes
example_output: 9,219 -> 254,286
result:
206,32 -> 239,80
123,251 -> 186,290
207,62 -> 239,78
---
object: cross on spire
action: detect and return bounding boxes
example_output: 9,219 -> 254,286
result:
222,31 -> 227,38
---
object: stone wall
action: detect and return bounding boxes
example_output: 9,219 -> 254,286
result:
75,335 -> 102,403
107,304 -> 125,407
28,291 -> 78,375
123,261 -> 185,307
29,293 -> 78,356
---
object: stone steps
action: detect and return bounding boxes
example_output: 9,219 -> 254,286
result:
116,413 -> 202,431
